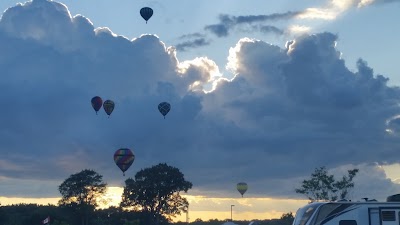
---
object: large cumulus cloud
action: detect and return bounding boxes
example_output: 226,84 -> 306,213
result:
1,0 -> 400,201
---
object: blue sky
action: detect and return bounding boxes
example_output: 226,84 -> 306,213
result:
1,0 -> 400,221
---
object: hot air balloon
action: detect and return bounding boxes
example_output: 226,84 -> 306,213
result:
114,148 -> 135,176
140,7 -> 153,23
237,182 -> 248,197
103,100 -> 115,117
158,102 -> 171,119
91,96 -> 103,115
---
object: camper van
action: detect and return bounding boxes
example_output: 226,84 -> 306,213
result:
293,195 -> 400,225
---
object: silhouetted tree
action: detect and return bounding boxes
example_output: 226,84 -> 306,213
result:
279,212 -> 294,225
120,163 -> 193,225
295,166 -> 359,202
58,169 -> 107,225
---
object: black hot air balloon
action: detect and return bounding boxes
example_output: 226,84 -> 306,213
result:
140,7 -> 153,23
158,102 -> 171,119
91,96 -> 103,115
103,100 -> 115,117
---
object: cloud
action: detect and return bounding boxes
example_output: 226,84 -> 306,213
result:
358,0 -> 400,7
298,0 -> 400,20
201,0 -> 399,40
197,32 -> 400,196
259,25 -> 284,35
1,0 -> 400,202
174,33 -> 212,52
175,38 -> 211,52
205,12 -> 300,37
0,0 -> 95,51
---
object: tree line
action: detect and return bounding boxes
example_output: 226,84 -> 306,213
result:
0,165 -> 359,225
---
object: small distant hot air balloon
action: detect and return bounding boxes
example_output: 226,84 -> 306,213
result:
140,7 -> 153,23
114,148 -> 135,176
237,182 -> 248,197
103,100 -> 115,117
158,102 -> 171,119
91,96 -> 103,115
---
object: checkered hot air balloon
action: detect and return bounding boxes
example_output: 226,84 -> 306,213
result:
158,102 -> 171,119
140,7 -> 153,24
114,148 -> 135,176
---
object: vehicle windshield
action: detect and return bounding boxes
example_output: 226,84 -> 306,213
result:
293,203 -> 323,225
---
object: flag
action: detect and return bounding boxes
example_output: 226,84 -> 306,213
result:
42,216 -> 50,224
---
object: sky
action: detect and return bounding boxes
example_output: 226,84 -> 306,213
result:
1,0 -> 400,222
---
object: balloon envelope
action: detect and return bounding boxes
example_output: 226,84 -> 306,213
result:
158,102 -> 171,118
103,100 -> 115,116
140,7 -> 153,23
237,182 -> 248,197
91,96 -> 103,114
114,148 -> 135,176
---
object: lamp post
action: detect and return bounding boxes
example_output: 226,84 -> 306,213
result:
186,205 -> 189,225
231,205 -> 235,221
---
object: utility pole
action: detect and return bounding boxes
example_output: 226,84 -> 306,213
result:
186,208 -> 189,225
186,204 -> 190,225
230,205 -> 235,222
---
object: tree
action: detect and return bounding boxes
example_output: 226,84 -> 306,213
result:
279,212 -> 294,225
120,163 -> 193,225
58,169 -> 107,225
295,166 -> 359,202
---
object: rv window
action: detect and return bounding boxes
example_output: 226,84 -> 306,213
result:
293,205 -> 317,225
313,203 -> 341,224
313,203 -> 356,225
339,220 -> 357,225
381,211 -> 396,221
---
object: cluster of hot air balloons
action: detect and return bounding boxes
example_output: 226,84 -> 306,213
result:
91,96 -> 115,117
91,96 -> 171,119
90,97 -> 169,175
103,6 -> 166,177
91,97 -> 171,119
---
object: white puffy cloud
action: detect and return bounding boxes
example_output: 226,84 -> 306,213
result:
1,0 -> 400,201
298,0 -> 399,20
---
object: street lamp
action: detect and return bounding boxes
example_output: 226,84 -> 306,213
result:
186,205 -> 189,225
231,205 -> 235,221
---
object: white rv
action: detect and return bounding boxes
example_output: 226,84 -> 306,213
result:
293,195 -> 400,225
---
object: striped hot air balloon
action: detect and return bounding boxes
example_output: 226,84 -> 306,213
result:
237,182 -> 248,197
103,100 -> 115,117
114,148 -> 135,176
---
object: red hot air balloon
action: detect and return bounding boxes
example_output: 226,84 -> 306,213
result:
91,96 -> 103,115
114,148 -> 135,176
